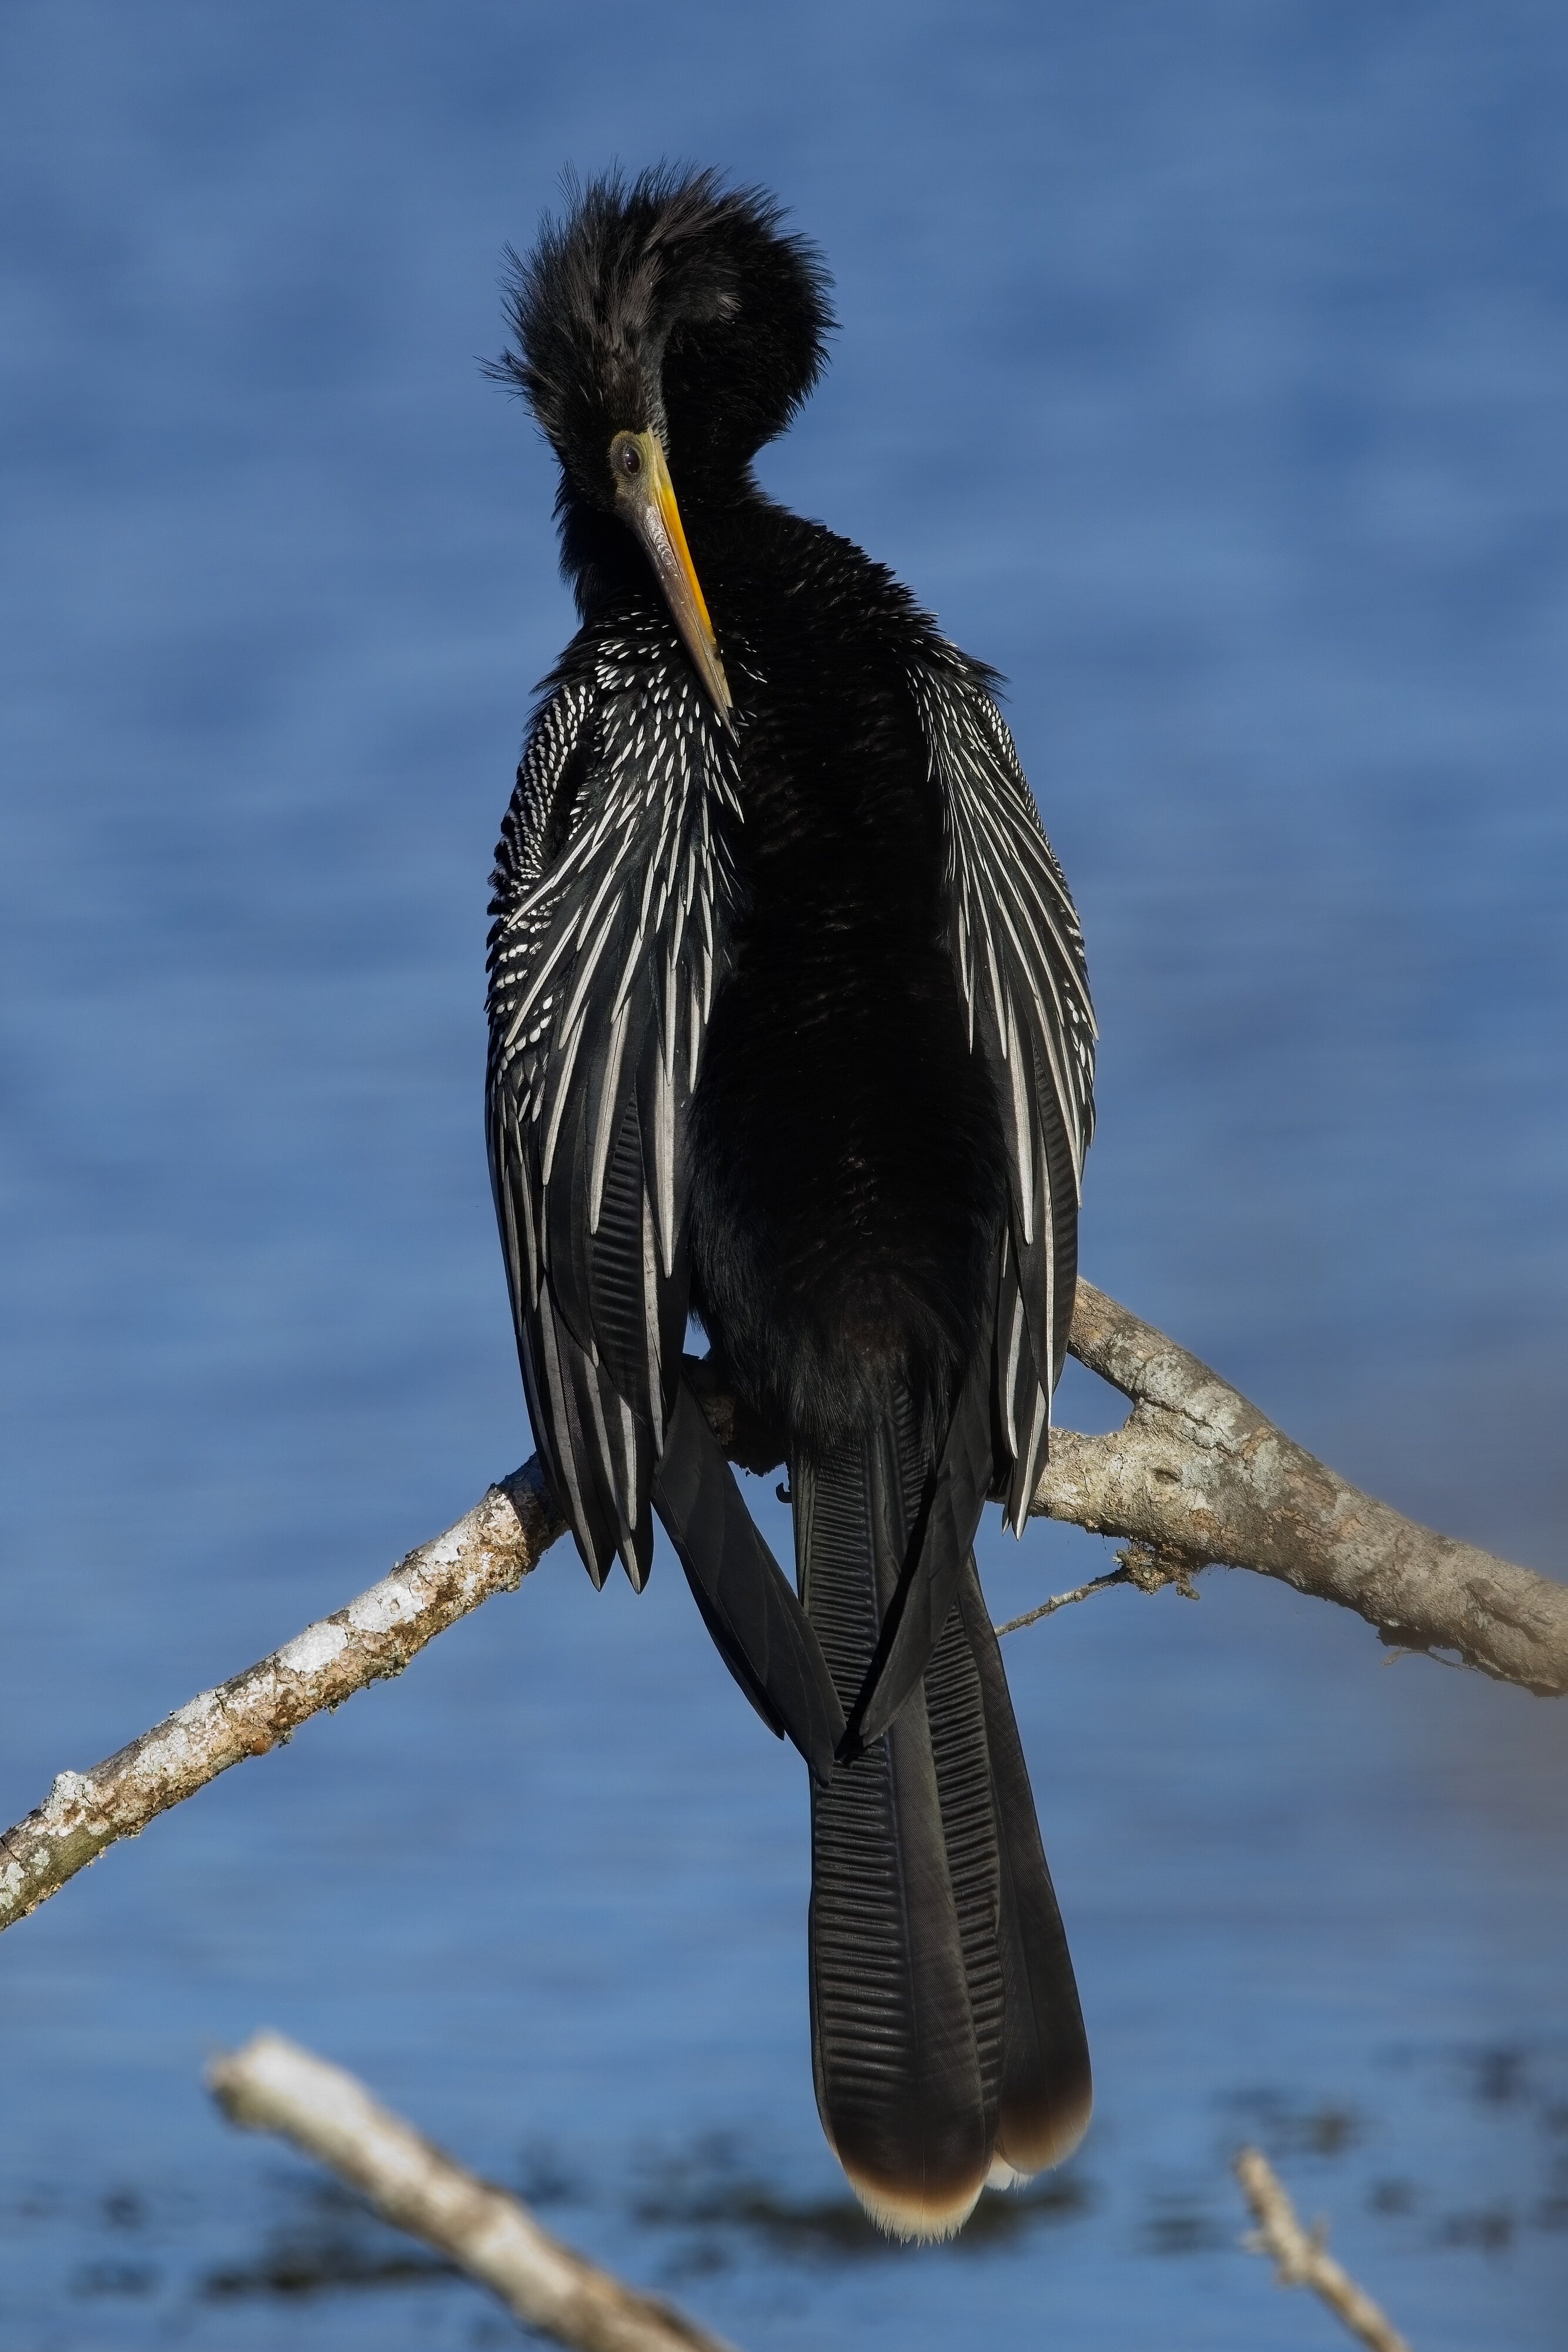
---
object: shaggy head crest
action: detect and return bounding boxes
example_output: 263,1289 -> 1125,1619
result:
493,166 -> 834,494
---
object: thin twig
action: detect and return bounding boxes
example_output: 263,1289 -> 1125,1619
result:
994,1565 -> 1131,1636
994,1534 -> 1208,1636
4,1281 -> 1564,1939
209,2032 -> 737,2352
1234,2146 -> 1412,2352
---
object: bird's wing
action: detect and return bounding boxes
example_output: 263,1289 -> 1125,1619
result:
909,651 -> 1096,1530
486,616 -> 739,1591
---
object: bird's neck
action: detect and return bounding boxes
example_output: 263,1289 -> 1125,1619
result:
556,471 -> 771,623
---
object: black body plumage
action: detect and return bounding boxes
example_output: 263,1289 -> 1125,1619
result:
486,168 -> 1096,2237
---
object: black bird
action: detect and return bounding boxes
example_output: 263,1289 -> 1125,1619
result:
486,168 -> 1096,2240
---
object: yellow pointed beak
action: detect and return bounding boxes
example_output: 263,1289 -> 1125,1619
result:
614,431 -> 734,730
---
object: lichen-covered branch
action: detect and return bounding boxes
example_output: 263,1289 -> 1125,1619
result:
209,2033 -> 735,2352
3,1282 -> 1563,1941
1235,2145 -> 1412,2352
0,1464 -> 563,1936
1044,1284 -> 1568,1693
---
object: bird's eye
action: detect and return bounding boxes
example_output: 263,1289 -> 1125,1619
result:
613,437 -> 643,479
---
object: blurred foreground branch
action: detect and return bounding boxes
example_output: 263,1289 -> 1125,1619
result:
1235,2145 -> 1412,2352
4,1281 -> 1564,1937
209,2032 -> 735,2352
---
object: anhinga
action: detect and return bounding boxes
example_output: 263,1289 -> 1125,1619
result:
486,169 -> 1096,2240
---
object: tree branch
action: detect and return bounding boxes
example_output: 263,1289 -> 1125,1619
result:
1045,1285 -> 1568,1693
1234,2145 -> 1412,2352
209,2033 -> 737,2352
3,1282 -> 1563,1940
0,1461 -> 565,1937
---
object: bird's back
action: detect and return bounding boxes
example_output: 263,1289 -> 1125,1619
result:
686,506 -> 1008,1460
671,505 -> 1094,2238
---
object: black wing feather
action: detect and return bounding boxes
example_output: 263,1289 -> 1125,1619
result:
487,609 -> 844,1773
908,652 -> 1096,1530
827,652 -> 1095,1751
487,616 -> 738,1588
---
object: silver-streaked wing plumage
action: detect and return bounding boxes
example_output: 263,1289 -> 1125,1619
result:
486,610 -> 741,1591
908,649 -> 1096,1532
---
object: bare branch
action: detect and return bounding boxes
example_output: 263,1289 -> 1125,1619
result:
0,1462 -> 564,1936
1043,1285 -> 1568,1694
1234,2145 -> 1412,2352
992,1563 -> 1133,1636
4,1281 -> 1563,1940
209,2033 -> 735,2352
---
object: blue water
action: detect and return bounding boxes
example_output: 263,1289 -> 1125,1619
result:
2,5 -> 1566,2346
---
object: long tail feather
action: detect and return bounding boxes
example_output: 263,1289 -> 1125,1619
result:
842,1344 -> 993,1753
795,1391 -> 1090,2237
797,1408 -> 990,2237
957,1567 -> 1092,2171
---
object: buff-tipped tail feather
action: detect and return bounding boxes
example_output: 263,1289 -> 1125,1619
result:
795,1403 -> 1091,2240
838,2159 -> 988,2244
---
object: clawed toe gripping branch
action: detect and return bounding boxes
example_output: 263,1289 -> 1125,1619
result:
3,1281 -> 1565,1938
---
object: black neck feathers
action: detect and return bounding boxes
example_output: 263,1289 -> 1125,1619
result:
491,167 -> 834,606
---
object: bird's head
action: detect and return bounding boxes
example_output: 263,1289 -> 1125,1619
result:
493,166 -> 834,723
